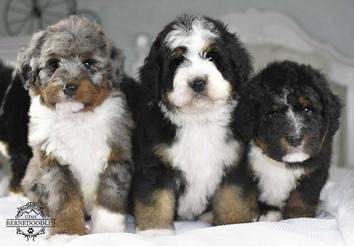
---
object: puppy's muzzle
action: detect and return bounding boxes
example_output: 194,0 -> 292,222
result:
63,84 -> 78,97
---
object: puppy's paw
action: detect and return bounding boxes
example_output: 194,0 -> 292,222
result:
136,228 -> 175,237
90,206 -> 126,233
48,234 -> 79,244
258,211 -> 282,222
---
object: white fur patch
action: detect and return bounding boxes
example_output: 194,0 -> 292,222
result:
249,142 -> 304,208
258,211 -> 283,222
137,229 -> 175,237
0,141 -> 9,158
55,101 -> 84,114
286,109 -> 304,136
29,95 -> 126,213
160,102 -> 239,220
164,17 -> 230,109
90,206 -> 126,233
165,17 -> 217,50
282,152 -> 310,163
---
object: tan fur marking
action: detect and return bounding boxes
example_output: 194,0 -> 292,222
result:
52,197 -> 86,235
39,150 -> 58,167
135,189 -> 175,231
108,147 -> 122,163
153,144 -> 171,164
79,51 -> 94,61
75,79 -> 109,111
255,138 -> 269,154
284,191 -> 316,219
40,81 -> 62,108
299,96 -> 310,108
280,137 -> 290,151
213,184 -> 258,225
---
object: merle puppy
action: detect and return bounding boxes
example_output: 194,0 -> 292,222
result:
0,61 -> 31,193
19,16 -> 133,238
235,60 -> 341,221
132,14 -> 255,236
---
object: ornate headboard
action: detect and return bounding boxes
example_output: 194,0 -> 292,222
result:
221,9 -> 354,167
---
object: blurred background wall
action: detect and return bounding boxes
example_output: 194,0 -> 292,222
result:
0,0 -> 353,76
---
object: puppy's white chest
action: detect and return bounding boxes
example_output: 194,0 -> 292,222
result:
166,122 -> 239,219
29,97 -> 115,212
249,143 -> 304,208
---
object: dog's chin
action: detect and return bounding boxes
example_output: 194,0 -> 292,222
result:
282,150 -> 310,163
55,101 -> 84,114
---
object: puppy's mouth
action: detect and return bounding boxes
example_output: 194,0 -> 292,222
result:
55,101 -> 84,114
282,148 -> 310,163
166,87 -> 231,112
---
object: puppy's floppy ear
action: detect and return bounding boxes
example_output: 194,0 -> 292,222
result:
223,29 -> 253,86
309,68 -> 342,137
233,82 -> 260,142
139,38 -> 161,103
323,88 -> 342,137
110,46 -> 125,88
16,30 -> 46,90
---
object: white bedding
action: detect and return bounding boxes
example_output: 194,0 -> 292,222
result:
0,168 -> 351,246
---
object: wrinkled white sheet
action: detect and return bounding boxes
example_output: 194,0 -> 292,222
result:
0,195 -> 345,246
0,167 -> 351,245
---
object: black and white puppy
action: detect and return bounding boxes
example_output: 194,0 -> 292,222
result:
0,61 -> 31,193
132,14 -> 254,235
235,60 -> 341,221
19,16 -> 133,238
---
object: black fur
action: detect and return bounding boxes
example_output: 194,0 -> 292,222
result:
139,14 -> 252,105
234,60 -> 342,219
132,14 -> 253,229
0,61 -> 32,192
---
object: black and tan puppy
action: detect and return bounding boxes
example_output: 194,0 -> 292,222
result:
0,61 -> 31,193
235,60 -> 341,221
132,14 -> 255,236
18,16 -> 133,239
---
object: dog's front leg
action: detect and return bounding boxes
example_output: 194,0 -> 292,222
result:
134,188 -> 176,236
44,164 -> 86,236
283,167 -> 327,219
212,182 -> 258,225
90,149 -> 132,233
133,160 -> 177,236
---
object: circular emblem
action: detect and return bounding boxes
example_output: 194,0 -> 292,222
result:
6,202 -> 54,241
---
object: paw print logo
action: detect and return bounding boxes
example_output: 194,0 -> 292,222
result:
6,202 -> 54,241
27,228 -> 34,234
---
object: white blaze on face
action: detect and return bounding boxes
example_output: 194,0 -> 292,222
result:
165,18 -> 231,109
279,91 -> 309,163
286,109 -> 304,136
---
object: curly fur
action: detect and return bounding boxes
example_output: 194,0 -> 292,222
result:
234,60 -> 342,221
18,16 -> 133,236
132,14 -> 254,235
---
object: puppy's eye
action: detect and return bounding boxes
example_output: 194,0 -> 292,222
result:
171,56 -> 185,67
303,107 -> 313,114
205,52 -> 218,62
267,110 -> 279,118
47,58 -> 60,71
83,59 -> 97,70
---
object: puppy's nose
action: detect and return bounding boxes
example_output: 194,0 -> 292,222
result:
190,79 -> 206,93
63,84 -> 78,97
286,135 -> 303,147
